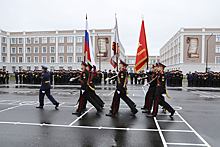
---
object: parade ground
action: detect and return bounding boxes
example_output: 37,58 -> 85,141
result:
0,83 -> 219,147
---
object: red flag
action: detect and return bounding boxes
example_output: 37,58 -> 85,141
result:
135,20 -> 149,73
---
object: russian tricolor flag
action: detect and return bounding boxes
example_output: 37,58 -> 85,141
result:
85,14 -> 96,66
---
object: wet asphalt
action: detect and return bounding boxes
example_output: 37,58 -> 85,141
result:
0,82 -> 219,147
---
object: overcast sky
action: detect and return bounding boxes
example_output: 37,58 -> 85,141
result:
0,0 -> 219,56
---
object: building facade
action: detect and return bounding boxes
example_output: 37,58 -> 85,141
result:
0,29 -> 125,73
125,55 -> 160,72
159,28 -> 220,74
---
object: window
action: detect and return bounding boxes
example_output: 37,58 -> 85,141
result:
50,66 -> 54,71
67,46 -> 73,53
3,66 -> 6,70
50,37 -> 55,43
59,67 -> 63,70
216,46 -> 220,53
18,47 -> 22,54
77,36 -> 82,43
18,38 -> 22,44
11,57 -> 16,63
26,38 -> 31,44
11,38 -> 16,44
68,36 -> 73,43
42,57 -> 47,63
67,57 -> 72,63
2,47 -> 6,53
42,37 -> 47,43
27,57 -> 31,63
2,37 -> 6,43
77,46 -> 82,53
50,46 -> 55,53
42,47 -> 47,53
216,35 -> 220,42
59,57 -> 64,63
34,47 -> 39,53
27,66 -> 31,71
50,57 -> 55,63
128,59 -> 135,64
59,46 -> 64,53
77,56 -> 82,62
68,67 -> 72,71
34,66 -> 38,70
34,57 -> 39,63
59,37 -> 64,43
19,66 -> 22,71
34,37 -> 39,44
26,47 -> 31,53
216,57 -> 220,63
2,57 -> 6,62
12,66 -> 16,73
18,57 -> 22,63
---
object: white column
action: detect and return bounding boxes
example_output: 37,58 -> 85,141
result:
73,36 -> 76,62
23,38 -> 26,63
7,37 -> 10,63
180,35 -> 184,63
201,35 -> 205,63
55,36 -> 58,63
0,36 -> 2,62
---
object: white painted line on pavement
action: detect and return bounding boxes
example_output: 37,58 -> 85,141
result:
68,106 -> 94,126
166,143 -> 207,146
108,90 -> 115,96
176,111 -> 211,147
0,105 -> 22,113
157,120 -> 184,123
154,117 -> 167,147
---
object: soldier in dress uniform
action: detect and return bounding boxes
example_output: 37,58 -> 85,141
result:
29,71 -> 33,84
98,70 -> 102,84
36,65 -> 59,109
129,70 -> 134,84
180,71 -> 183,87
217,73 -> 220,87
141,70 -> 146,85
65,70 -> 70,84
147,63 -> 175,118
112,70 -> 117,84
49,69 -> 54,85
72,62 -> 94,116
134,72 -> 138,84
197,72 -> 201,87
14,70 -> 19,84
142,64 -> 157,113
208,71 -> 213,87
175,70 -> 180,87
193,72 -> 198,87
106,60 -> 138,116
213,72 -> 217,87
108,70 -> 113,84
166,70 -> 170,86
6,71 -> 9,84
2,69 -> 6,84
172,71 -> 176,86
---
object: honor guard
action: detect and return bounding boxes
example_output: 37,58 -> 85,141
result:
106,60 -> 138,116
36,65 -> 59,109
142,64 -> 157,113
147,63 -> 175,118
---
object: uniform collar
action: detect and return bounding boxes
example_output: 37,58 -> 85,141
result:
83,68 -> 86,72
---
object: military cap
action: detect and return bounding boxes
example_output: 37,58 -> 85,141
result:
158,62 -> 166,68
81,61 -> 87,67
41,65 -> 48,69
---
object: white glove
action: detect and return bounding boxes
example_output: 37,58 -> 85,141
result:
144,83 -> 149,87
146,70 -> 149,72
42,91 -> 45,93
69,78 -> 74,82
110,80 -> 112,84
138,77 -> 141,80
117,90 -> 120,94
162,94 -> 166,97
81,90 -> 85,94
105,78 -> 109,81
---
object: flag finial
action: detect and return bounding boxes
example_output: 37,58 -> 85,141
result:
115,13 -> 116,17
142,14 -> 144,20
86,14 -> 87,19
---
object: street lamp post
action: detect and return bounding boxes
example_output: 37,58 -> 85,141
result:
97,34 -> 101,71
206,33 -> 213,73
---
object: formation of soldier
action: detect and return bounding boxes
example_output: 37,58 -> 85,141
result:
0,69 -> 9,84
186,71 -> 220,87
14,69 -> 103,85
166,70 -> 183,87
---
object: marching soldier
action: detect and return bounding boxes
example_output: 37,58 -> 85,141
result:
19,69 -> 23,84
147,63 -> 175,118
36,65 -> 59,109
141,70 -> 146,84
112,70 -> 117,84
142,64 -> 157,113
129,70 -> 134,84
180,71 -> 183,87
0,69 -> 3,84
6,71 -> 9,84
134,72 -> 138,84
72,62 -> 98,116
50,69 -> 54,85
106,60 -> 138,116
14,70 -> 19,84
108,70 -> 113,84
166,70 -> 170,86
2,69 -> 6,84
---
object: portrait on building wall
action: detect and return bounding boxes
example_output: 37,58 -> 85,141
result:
97,38 -> 109,57
186,37 -> 199,58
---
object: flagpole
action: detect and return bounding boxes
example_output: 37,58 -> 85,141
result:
142,14 -> 148,70
84,14 -> 87,62
116,13 -> 119,72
